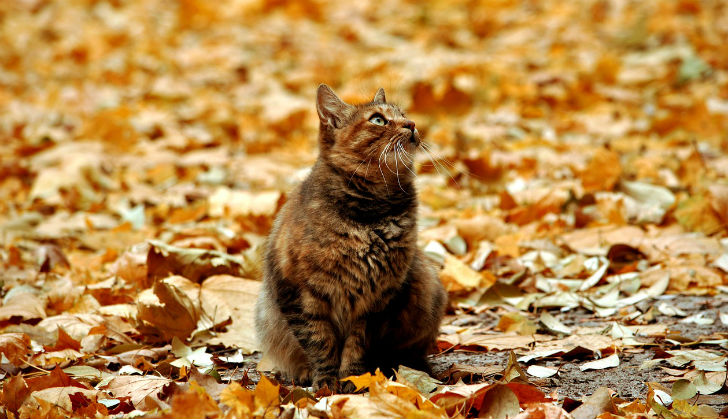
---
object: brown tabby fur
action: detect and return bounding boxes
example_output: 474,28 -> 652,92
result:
254,84 -> 447,393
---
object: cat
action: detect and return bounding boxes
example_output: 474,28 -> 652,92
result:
254,84 -> 447,393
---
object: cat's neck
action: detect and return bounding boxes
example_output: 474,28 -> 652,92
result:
306,159 -> 417,224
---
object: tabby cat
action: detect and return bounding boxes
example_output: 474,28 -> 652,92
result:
254,84 -> 446,392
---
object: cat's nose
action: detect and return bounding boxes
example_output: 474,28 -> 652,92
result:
402,120 -> 415,131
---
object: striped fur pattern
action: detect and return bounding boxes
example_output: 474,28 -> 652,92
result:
255,84 -> 447,392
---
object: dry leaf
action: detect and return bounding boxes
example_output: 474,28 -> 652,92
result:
0,333 -> 32,366
103,375 -> 175,411
580,354 -> 620,371
582,149 -> 622,192
136,276 -> 200,340
0,292 -> 46,323
147,240 -> 253,283
570,387 -> 616,419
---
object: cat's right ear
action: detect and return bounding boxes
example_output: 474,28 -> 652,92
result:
317,84 -> 353,128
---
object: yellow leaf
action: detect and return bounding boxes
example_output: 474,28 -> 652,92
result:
581,148 -> 622,192
439,254 -> 494,293
254,375 -> 280,415
221,382 -> 254,418
342,369 -> 388,392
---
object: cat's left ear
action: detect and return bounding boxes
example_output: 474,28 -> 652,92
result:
317,84 -> 354,128
372,88 -> 386,104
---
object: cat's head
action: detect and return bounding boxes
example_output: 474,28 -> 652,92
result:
315,84 -> 420,188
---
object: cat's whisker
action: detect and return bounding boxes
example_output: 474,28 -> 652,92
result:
420,142 -> 457,168
364,157 -> 372,178
377,150 -> 390,194
348,148 -> 377,187
419,143 -> 461,187
398,144 -> 418,177
381,139 -> 396,174
394,146 -> 407,194
397,143 -> 415,164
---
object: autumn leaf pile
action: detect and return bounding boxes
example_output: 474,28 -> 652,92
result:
1,0 -> 728,418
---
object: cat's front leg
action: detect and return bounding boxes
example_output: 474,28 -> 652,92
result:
338,318 -> 367,393
285,312 -> 341,391
274,281 -> 342,391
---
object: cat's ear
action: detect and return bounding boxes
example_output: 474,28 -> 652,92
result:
372,88 -> 386,104
317,84 -> 354,128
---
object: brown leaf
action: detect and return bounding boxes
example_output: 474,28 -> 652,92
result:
187,368 -> 228,401
1,374 -> 30,414
0,332 -> 32,366
37,243 -> 70,273
201,275 -> 261,353
506,193 -> 565,225
26,366 -> 88,394
478,384 -> 521,419
581,148 -> 622,192
458,333 -> 554,352
439,254 -> 496,294
159,381 -> 220,419
708,184 -> 728,223
18,387 -> 103,419
675,194 -> 725,235
33,348 -> 84,369
102,375 -> 175,411
136,276 -> 200,340
147,240 -> 252,284
34,314 -> 107,345
110,244 -> 150,287
0,292 -> 46,324
44,327 -> 81,352
570,387 -> 617,419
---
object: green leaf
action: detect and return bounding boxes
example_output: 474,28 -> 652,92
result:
671,379 -> 697,400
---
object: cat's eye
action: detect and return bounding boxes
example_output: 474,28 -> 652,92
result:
369,114 -> 387,126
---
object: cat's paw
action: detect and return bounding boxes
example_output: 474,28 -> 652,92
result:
313,375 -> 339,394
339,379 -> 359,394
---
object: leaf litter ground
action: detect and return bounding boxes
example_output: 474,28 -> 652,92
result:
1,0 -> 728,418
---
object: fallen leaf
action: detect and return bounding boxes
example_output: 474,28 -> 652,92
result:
159,380 -> 220,419
1,375 -> 30,414
693,371 -> 726,395
439,254 -> 496,293
526,365 -> 559,378
671,379 -> 697,400
619,180 -> 675,224
0,292 -> 46,323
674,194 -> 724,235
539,312 -> 572,336
0,333 -> 31,366
102,375 -> 175,410
478,384 -> 520,419
570,387 -> 616,419
581,148 -> 621,192
18,387 -> 104,419
202,275 -> 261,352
136,276 -> 200,340
396,365 -> 441,394
580,354 -> 620,371
147,240 -> 254,283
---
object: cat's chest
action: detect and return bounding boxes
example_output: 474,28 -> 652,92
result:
352,218 -> 412,262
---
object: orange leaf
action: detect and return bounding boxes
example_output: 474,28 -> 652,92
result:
0,332 -> 31,366
581,148 -> 621,192
44,327 -> 81,352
